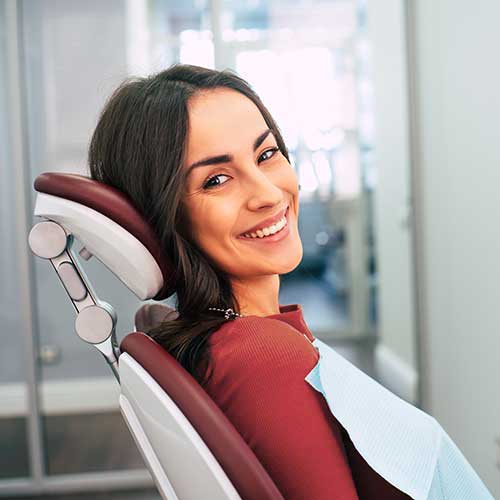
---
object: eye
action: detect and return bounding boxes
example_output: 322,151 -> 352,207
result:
201,147 -> 281,190
202,173 -> 231,190
259,147 -> 280,163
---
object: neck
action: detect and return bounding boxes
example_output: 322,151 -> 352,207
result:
231,274 -> 280,317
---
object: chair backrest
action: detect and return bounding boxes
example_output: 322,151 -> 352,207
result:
31,172 -> 284,500
120,332 -> 284,500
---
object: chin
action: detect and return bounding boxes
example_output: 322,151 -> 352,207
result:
275,242 -> 304,275
288,244 -> 304,272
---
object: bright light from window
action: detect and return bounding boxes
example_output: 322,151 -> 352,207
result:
334,142 -> 361,196
299,158 -> 319,194
179,30 -> 214,68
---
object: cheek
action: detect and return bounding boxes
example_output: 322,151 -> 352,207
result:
277,161 -> 300,198
277,157 -> 298,182
189,203 -> 236,257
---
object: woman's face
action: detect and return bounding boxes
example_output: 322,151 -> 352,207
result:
182,87 -> 303,282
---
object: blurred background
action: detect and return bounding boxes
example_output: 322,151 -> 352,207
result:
1,0 -> 498,498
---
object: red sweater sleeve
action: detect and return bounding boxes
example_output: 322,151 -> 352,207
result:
205,317 -> 359,500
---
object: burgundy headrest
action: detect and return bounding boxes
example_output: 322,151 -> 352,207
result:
34,172 -> 175,300
121,333 -> 284,500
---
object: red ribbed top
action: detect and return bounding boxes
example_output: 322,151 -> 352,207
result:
204,304 -> 411,500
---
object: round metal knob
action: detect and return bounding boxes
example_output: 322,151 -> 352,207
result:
28,221 -> 67,259
75,305 -> 114,344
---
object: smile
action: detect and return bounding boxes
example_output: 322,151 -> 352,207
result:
237,206 -> 290,243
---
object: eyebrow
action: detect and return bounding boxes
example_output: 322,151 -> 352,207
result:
186,128 -> 274,177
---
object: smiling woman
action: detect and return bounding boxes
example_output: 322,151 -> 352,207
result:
88,64 -> 404,499
85,62 -> 433,500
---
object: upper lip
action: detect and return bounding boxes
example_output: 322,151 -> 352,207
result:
239,205 -> 288,236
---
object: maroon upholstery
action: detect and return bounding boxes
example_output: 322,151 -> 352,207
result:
34,172 -> 175,300
121,332 -> 284,500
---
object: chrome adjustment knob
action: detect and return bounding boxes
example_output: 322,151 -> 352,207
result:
75,304 -> 116,345
28,221 -> 67,259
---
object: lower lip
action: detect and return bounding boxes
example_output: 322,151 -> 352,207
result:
237,206 -> 291,244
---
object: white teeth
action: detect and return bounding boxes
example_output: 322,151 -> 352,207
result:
242,215 -> 287,239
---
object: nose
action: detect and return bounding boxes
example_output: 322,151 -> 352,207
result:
243,165 -> 285,211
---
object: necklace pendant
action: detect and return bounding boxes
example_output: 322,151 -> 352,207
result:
224,308 -> 237,320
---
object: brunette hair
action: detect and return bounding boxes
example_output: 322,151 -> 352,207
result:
88,63 -> 290,386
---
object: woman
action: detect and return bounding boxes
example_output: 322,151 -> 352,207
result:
88,64 -> 492,500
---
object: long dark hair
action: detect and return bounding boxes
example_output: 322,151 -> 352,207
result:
88,63 -> 290,387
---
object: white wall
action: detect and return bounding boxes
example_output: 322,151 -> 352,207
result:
410,0 -> 500,494
366,0 -> 418,405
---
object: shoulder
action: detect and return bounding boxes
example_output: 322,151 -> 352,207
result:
209,315 -> 309,350
207,315 -> 318,377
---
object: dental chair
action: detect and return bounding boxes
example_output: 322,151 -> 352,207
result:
28,172 -> 284,500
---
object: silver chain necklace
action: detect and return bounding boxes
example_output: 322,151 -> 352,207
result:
207,307 -> 245,320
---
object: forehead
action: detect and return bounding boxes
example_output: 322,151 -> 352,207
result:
185,88 -> 269,161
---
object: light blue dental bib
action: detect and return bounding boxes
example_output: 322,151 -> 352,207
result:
304,338 -> 494,500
